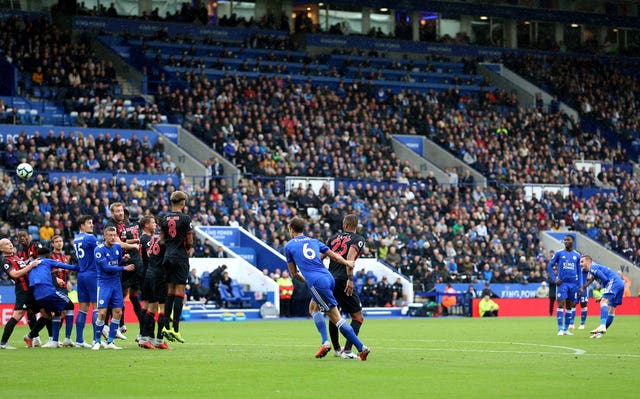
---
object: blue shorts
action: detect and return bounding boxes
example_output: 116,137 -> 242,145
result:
556,282 -> 579,303
308,274 -> 338,312
602,280 -> 624,308
77,272 -> 97,304
33,285 -> 72,313
97,282 -> 124,309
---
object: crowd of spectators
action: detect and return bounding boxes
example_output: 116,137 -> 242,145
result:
1,13 -> 638,299
0,16 -> 120,103
0,128 -> 172,175
503,54 -> 640,158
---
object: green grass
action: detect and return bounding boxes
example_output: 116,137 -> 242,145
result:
2,316 -> 639,398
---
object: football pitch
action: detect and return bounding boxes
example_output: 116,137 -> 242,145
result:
2,316 -> 639,398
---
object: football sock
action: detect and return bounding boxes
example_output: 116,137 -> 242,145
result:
51,316 -> 61,342
108,319 -> 120,343
173,294 -> 185,332
600,302 -> 608,326
146,311 -> 156,337
130,294 -> 142,322
94,319 -> 105,343
336,318 -> 363,352
312,312 -> 328,344
27,312 -> 37,330
65,313 -> 74,339
606,314 -> 614,328
556,308 -> 564,330
344,318 -> 363,352
92,310 -> 99,338
76,310 -> 87,343
580,306 -> 587,325
1,317 -> 18,344
157,313 -> 165,339
45,318 -> 53,337
29,316 -> 48,338
564,308 -> 574,329
120,304 -> 126,327
165,295 -> 175,327
328,321 -> 340,350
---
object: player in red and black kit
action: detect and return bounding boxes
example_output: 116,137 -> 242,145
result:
310,214 -> 366,359
51,235 -> 75,347
139,215 -> 170,349
159,190 -> 193,343
104,202 -> 141,339
16,230 -> 47,345
0,238 -> 41,349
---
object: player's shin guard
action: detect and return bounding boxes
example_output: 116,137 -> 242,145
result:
51,316 -> 62,342
92,310 -> 99,338
600,302 -> 608,326
344,318 -> 363,352
556,308 -> 564,330
130,294 -> 142,321
65,313 -> 74,339
145,311 -> 156,337
157,313 -> 165,339
45,317 -> 53,337
94,318 -> 105,343
328,321 -> 340,350
1,317 -> 18,344
27,312 -> 37,330
312,312 -> 328,344
581,306 -> 588,325
30,315 -> 48,338
76,310 -> 87,343
336,318 -> 363,353
172,294 -> 185,332
108,319 -> 120,343
565,308 -> 574,329
165,295 -> 175,325
606,314 -> 614,328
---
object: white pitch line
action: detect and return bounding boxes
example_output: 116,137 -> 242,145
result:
205,340 -> 640,358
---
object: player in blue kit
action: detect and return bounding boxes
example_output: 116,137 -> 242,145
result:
92,226 -> 136,350
285,217 -> 371,361
73,215 -> 99,348
578,255 -> 625,338
27,247 -> 80,348
547,235 -> 581,336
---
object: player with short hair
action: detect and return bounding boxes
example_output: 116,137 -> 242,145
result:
27,247 -> 79,348
16,230 -> 44,344
159,190 -> 193,343
578,255 -> 625,338
50,235 -> 75,347
73,215 -> 99,348
285,217 -> 370,361
310,214 -> 366,359
104,202 -> 141,339
547,235 -> 581,336
140,215 -> 171,349
0,238 -> 40,349
92,226 -> 136,350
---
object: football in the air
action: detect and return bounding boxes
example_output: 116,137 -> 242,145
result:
16,162 -> 34,180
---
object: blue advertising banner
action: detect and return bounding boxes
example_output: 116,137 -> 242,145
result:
233,247 -> 257,266
0,125 -> 158,145
73,16 -> 287,42
0,286 -> 16,304
198,226 -> 240,247
154,124 -> 179,143
0,9 -> 49,20
395,135 -> 423,156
